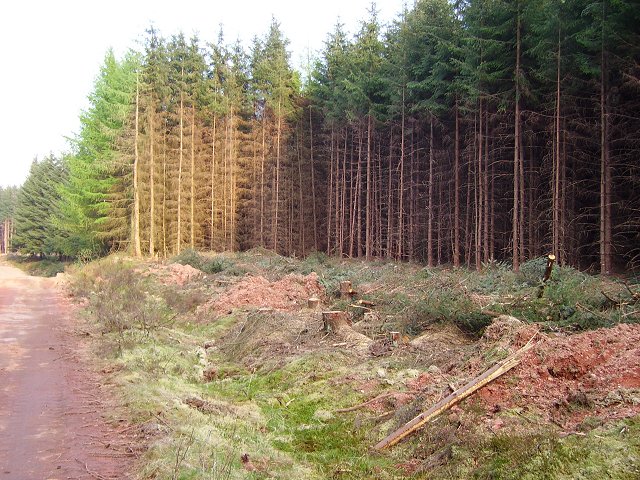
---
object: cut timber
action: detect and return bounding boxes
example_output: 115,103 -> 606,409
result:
537,254 -> 556,298
322,311 -> 373,354
308,297 -> 320,309
374,338 -> 537,450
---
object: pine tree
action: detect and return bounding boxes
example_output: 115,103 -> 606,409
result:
13,156 -> 67,256
59,50 -> 138,256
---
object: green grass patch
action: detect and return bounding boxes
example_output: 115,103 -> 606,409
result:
6,253 -> 69,277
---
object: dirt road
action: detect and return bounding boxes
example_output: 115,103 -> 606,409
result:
0,263 -> 133,479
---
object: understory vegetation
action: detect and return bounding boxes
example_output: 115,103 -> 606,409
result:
6,253 -> 69,277
64,251 -> 639,479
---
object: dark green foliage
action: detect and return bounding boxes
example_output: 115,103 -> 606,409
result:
12,155 -> 67,256
0,186 -> 18,222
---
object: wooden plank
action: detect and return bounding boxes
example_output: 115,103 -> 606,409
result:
373,338 -> 536,450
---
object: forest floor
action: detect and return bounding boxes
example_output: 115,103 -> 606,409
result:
0,260 -> 138,479
24,250 -> 640,479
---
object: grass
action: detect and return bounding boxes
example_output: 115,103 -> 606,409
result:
434,417 -> 640,480
67,253 -> 640,479
5,253 -> 69,277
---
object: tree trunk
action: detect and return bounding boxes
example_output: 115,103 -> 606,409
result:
274,100 -> 282,252
210,116 -> 217,250
513,12 -> 522,272
453,102 -> 461,268
599,4 -> 612,275
132,72 -> 142,257
428,115 -> 434,267
149,108 -> 155,256
553,27 -> 562,263
176,68 -> 184,254
309,107 -> 318,251
365,115 -> 372,260
190,106 -> 196,249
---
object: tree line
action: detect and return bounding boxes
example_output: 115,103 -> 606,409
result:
1,0 -> 638,273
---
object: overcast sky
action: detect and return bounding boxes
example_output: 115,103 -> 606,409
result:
0,0 -> 404,188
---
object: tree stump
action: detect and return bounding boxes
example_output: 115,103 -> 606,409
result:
389,331 -> 401,347
308,297 -> 320,309
322,311 -> 373,354
340,281 -> 354,298
322,311 -> 350,333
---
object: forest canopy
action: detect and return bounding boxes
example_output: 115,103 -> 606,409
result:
2,0 -> 639,273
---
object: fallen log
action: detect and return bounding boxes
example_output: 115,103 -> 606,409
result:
373,337 -> 537,450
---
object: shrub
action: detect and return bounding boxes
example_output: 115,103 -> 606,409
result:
85,261 -> 173,348
171,248 -> 203,270
171,248 -> 228,274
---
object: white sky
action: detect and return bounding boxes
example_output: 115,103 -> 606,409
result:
0,0 -> 403,188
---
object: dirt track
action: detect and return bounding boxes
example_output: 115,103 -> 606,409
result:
0,263 -> 133,479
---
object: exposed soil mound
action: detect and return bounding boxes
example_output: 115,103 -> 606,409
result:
204,272 -> 324,314
146,263 -> 203,286
478,323 -> 640,428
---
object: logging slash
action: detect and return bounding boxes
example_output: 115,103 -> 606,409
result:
374,335 -> 537,450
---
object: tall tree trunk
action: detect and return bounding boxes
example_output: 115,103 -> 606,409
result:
513,12 -> 522,272
453,102 -> 461,268
600,6 -> 612,275
339,131 -> 347,256
356,127 -> 363,257
210,116 -> 217,250
132,72 -> 142,257
190,107 -> 196,249
475,105 -> 482,271
230,111 -> 236,251
149,109 -> 155,256
387,127 -> 393,258
483,110 -> 490,262
260,115 -> 266,247
309,107 -> 318,251
274,100 -> 282,251
176,68 -> 184,254
428,115 -> 434,267
409,123 -> 415,260
162,119 -> 167,257
553,27 -> 562,263
397,97 -> 405,259
365,115 -> 372,260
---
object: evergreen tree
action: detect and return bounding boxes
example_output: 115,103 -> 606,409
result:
58,50 -> 138,257
13,156 -> 67,256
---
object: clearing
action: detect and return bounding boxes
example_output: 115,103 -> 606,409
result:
17,250 -> 640,479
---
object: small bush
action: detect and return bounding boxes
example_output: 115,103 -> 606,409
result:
172,248 -> 203,270
518,256 -> 550,286
84,260 -> 173,348
172,248 -> 228,274
454,312 -> 494,337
